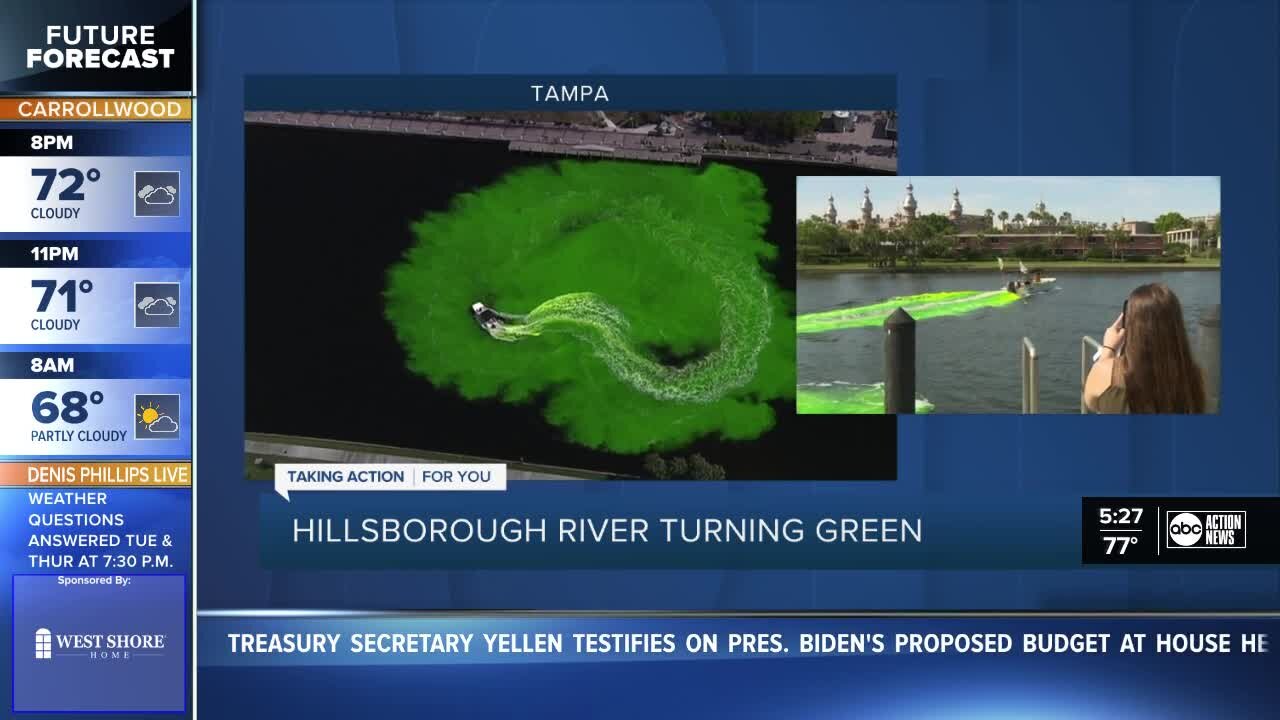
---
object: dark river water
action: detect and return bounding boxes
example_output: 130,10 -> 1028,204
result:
797,270 -> 1221,413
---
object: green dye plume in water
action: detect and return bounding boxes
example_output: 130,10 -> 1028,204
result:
491,284 -> 768,404
797,383 -> 935,414
797,290 -> 1021,334
384,160 -> 793,454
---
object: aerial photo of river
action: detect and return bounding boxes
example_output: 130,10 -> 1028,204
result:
245,122 -> 896,479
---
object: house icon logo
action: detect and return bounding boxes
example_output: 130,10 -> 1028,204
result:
35,628 -> 51,660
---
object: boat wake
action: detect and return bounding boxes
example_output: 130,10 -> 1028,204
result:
797,382 -> 935,414
797,290 -> 1022,334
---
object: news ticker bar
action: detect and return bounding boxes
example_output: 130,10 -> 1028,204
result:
193,614 -> 1280,716
1083,497 -> 1280,564
198,614 -> 1278,666
194,614 -> 1280,717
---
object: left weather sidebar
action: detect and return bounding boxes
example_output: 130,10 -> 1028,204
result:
0,1 -> 193,715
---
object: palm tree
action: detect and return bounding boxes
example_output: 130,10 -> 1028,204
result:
860,227 -> 885,267
1074,224 -> 1093,257
1012,213 -> 1025,228
1106,227 -> 1130,260
998,210 -> 1009,228
883,228 -> 902,268
850,228 -> 869,257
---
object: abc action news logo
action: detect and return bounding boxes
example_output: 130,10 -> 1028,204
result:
1165,511 -> 1247,550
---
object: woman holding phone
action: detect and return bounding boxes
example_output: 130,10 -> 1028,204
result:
1084,282 -> 1207,413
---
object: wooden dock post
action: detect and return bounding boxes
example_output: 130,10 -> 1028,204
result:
884,307 -> 916,414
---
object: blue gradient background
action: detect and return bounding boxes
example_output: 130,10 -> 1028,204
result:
198,0 -> 1278,614
14,575 -> 186,713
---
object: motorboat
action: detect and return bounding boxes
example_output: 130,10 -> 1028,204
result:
471,302 -> 504,332
1003,262 -> 1054,293
1022,267 -> 1056,289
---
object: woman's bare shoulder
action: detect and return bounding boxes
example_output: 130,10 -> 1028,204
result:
1084,356 -> 1116,409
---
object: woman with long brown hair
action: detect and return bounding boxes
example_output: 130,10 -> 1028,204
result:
1084,282 -> 1207,413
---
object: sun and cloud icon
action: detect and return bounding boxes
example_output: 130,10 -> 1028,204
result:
135,395 -> 180,439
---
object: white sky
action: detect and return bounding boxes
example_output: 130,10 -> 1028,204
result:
798,176 -> 1220,224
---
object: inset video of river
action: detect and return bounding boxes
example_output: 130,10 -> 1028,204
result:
798,270 -> 1221,413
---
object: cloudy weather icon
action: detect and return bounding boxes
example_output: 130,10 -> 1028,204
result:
139,297 -> 177,316
137,185 -> 177,205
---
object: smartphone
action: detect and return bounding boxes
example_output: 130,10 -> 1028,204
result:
1094,299 -> 1130,363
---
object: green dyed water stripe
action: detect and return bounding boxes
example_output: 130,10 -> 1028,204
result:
796,384 -> 935,415
797,290 -> 1021,334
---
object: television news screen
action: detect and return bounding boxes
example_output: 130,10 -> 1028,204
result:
0,1 -> 1276,717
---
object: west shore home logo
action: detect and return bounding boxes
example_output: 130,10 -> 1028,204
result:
34,626 -> 169,661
